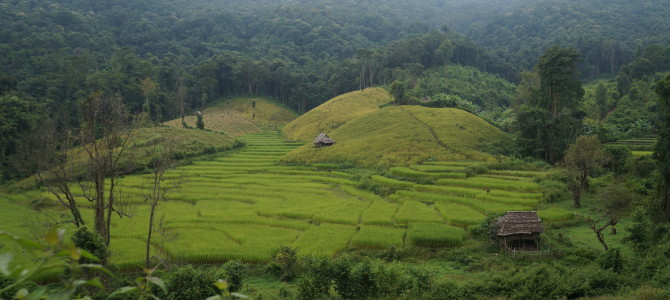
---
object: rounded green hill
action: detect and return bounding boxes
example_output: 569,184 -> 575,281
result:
165,97 -> 297,136
281,105 -> 510,167
283,87 -> 392,141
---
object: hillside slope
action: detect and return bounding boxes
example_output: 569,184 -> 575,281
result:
165,98 -> 297,136
283,88 -> 392,141
281,106 -> 509,168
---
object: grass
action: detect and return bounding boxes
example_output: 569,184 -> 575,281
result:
436,177 -> 540,192
16,126 -> 239,188
350,226 -> 406,249
632,151 -> 653,158
398,190 -> 533,214
371,175 -> 415,189
283,87 -> 392,141
165,97 -> 297,136
361,200 -> 399,226
412,185 -> 540,206
434,202 -> 486,227
538,207 -> 575,222
292,223 -> 356,257
281,106 -> 509,168
390,167 -> 466,179
407,223 -> 465,248
394,200 -> 444,224
0,125 -> 591,273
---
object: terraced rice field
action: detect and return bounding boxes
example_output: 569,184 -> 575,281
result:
1,132 -> 568,269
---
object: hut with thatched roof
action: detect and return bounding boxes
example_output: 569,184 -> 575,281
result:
313,133 -> 335,147
496,211 -> 544,251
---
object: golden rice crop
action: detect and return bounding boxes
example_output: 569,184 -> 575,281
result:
281,106 -> 507,168
283,87 -> 392,141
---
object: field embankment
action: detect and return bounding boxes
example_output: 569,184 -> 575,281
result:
281,106 -> 510,168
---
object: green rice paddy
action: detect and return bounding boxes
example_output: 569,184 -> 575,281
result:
1,131 -> 551,270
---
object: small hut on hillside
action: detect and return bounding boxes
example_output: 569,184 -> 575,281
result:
496,211 -> 544,251
313,133 -> 336,147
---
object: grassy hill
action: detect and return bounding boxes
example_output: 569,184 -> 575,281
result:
283,88 -> 392,141
13,126 -> 239,189
281,106 -> 510,168
165,97 -> 297,136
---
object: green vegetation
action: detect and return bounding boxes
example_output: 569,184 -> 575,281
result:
3,0 -> 670,298
407,223 -> 464,247
283,88 -> 391,141
282,106 -> 509,167
165,97 -> 297,136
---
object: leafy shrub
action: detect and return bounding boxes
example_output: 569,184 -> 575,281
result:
604,144 -> 631,174
0,273 -> 38,300
297,257 -> 332,300
219,260 -> 246,292
165,265 -> 215,300
267,246 -> 299,282
538,179 -> 569,203
598,248 -> 624,273
332,257 -> 378,299
72,226 -> 107,264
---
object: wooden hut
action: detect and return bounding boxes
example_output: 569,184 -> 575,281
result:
496,211 -> 544,251
313,133 -> 335,147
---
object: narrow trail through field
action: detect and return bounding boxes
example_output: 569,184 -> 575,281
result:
399,106 -> 454,154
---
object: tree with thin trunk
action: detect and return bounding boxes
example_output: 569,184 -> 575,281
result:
144,132 -> 183,268
140,77 -> 158,116
78,92 -> 135,246
589,184 -> 633,251
562,135 -> 609,207
19,117 -> 86,227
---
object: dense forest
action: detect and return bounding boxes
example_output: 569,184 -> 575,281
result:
2,0 -> 670,299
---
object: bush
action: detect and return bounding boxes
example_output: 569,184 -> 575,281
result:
332,258 -> 379,300
71,226 -> 107,263
165,265 -> 216,300
604,144 -> 631,174
538,179 -> 569,203
598,248 -> 624,273
297,257 -> 332,300
267,246 -> 299,282
220,260 -> 246,292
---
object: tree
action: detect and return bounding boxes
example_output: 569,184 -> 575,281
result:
595,82 -> 609,119
143,132 -> 183,268
78,92 -> 135,246
589,184 -> 633,251
25,117 -> 86,227
389,81 -> 408,105
0,95 -> 41,181
516,47 -> 585,163
196,112 -> 205,130
562,135 -> 609,207
140,77 -> 158,116
655,73 -> 670,221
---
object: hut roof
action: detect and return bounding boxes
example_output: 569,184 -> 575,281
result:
496,211 -> 544,237
313,133 -> 335,145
